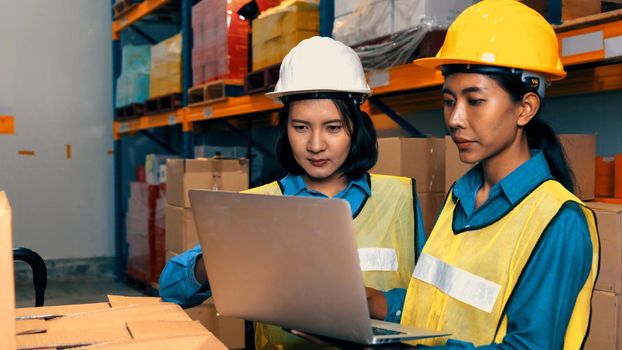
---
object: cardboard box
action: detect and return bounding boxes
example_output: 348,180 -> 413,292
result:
252,1 -> 319,45
0,193 -> 225,350
0,192 -> 16,349
166,250 -> 179,263
185,297 -> 246,349
616,155 -> 622,199
166,205 -> 200,253
584,290 -> 622,350
560,134 -> 596,201
596,156 -> 616,198
418,192 -> 445,237
14,298 -> 226,350
252,29 -> 318,70
443,134 -> 596,200
372,137 -> 445,193
167,158 -> 249,208
586,202 -> 622,293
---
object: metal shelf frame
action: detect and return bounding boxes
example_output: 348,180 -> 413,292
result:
111,1 -> 622,279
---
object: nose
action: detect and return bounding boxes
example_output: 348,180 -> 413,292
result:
307,129 -> 326,153
446,101 -> 466,130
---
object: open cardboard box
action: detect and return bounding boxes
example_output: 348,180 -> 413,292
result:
0,191 -> 227,350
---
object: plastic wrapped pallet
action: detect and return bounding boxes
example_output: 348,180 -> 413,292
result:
149,33 -> 182,98
126,182 -> 161,283
115,45 -> 151,107
251,0 -> 319,70
333,0 -> 473,70
191,0 -> 281,84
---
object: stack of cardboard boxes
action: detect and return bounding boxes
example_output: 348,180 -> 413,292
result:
149,33 -> 182,98
584,202 -> 622,349
372,137 -> 446,236
1,192 -> 226,349
164,158 -> 250,349
165,158 -> 250,258
252,0 -> 319,70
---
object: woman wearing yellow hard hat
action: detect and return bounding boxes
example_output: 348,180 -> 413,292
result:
159,36 -> 427,350
367,1 -> 599,349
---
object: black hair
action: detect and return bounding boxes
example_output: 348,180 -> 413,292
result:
275,95 -> 378,180
477,72 -> 575,193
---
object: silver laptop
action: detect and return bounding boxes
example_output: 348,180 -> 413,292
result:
189,190 -> 449,345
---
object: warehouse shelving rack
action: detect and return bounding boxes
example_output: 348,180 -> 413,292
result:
112,1 -> 622,280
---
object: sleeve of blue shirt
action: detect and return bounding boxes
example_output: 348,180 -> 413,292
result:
158,243 -> 212,308
420,202 -> 593,349
383,192 -> 428,323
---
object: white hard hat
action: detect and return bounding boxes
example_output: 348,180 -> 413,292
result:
265,36 -> 372,101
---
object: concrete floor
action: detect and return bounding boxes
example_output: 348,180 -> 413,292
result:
15,278 -> 147,308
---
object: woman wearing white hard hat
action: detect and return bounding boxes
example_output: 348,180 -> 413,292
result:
366,1 -> 599,349
159,36 -> 427,349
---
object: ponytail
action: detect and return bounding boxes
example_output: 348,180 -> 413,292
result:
525,117 -> 575,193
478,72 -> 576,193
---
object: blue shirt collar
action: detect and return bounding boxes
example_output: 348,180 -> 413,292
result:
453,150 -> 553,211
279,173 -> 371,197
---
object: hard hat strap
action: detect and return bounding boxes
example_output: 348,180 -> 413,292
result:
441,64 -> 548,98
281,92 -> 366,105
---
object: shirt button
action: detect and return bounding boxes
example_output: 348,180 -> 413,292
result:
465,225 -> 470,228
396,310 -> 402,316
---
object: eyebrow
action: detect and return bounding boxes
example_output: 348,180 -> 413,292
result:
442,86 -> 486,96
290,118 -> 344,125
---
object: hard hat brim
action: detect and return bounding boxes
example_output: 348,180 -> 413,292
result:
265,88 -> 373,100
413,56 -> 567,81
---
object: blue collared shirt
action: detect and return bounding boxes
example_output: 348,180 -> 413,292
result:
159,173 -> 427,319
420,150 -> 593,349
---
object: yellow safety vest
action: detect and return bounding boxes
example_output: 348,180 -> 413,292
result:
243,174 -> 418,350
401,180 -> 599,349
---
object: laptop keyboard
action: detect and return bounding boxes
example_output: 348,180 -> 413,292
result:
372,327 -> 406,336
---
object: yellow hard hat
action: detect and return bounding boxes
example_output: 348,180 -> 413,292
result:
414,0 -> 566,81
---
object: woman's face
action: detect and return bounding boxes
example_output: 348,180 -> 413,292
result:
442,73 -> 525,165
287,99 -> 351,181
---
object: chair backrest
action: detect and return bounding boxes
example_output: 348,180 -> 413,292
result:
13,247 -> 47,307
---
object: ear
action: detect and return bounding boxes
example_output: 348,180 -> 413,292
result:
517,92 -> 540,127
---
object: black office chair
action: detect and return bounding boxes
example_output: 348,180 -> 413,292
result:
13,247 -> 47,307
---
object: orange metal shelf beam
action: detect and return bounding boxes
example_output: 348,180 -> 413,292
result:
112,14 -> 622,139
184,94 -> 282,123
112,0 -> 170,39
113,109 -> 184,140
557,18 -> 622,66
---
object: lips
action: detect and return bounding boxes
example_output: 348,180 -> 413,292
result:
308,158 -> 329,167
453,137 -> 475,150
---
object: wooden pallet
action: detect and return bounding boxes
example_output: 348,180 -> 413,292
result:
188,80 -> 244,106
244,63 -> 280,94
113,0 -> 143,19
144,93 -> 183,115
115,103 -> 145,121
